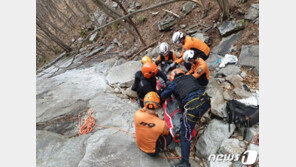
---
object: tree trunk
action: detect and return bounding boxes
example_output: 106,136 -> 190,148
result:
37,18 -> 72,53
111,0 -> 146,46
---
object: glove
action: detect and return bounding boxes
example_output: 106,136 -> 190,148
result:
164,62 -> 177,74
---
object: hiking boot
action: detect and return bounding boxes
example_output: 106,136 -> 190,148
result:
171,160 -> 191,167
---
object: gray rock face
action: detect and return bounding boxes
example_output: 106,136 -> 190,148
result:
233,88 -> 252,98
206,80 -> 225,113
239,45 -> 259,73
223,90 -> 234,101
216,65 -> 241,77
226,75 -> 243,89
218,20 -> 245,37
106,61 -> 142,88
192,32 -> 210,43
211,103 -> 227,118
182,1 -> 197,15
37,130 -> 90,167
219,138 -> 245,155
158,16 -> 177,31
211,32 -> 242,56
245,4 -> 259,21
78,129 -> 170,167
195,119 -> 236,158
239,125 -> 259,142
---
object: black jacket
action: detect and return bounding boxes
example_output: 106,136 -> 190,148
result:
132,70 -> 168,99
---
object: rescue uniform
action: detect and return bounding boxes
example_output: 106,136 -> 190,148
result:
161,74 -> 211,164
131,70 -> 168,107
175,36 -> 210,71
155,51 -> 178,71
186,58 -> 210,87
134,108 -> 172,155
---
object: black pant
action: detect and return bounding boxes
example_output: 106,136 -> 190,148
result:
138,98 -> 144,108
147,135 -> 173,156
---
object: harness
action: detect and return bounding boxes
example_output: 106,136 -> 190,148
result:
183,92 -> 210,141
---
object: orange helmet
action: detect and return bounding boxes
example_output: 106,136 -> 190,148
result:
141,56 -> 152,64
141,62 -> 158,79
144,91 -> 160,109
170,69 -> 185,81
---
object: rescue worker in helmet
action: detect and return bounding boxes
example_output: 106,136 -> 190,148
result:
161,69 -> 211,167
154,42 -> 178,72
169,31 -> 210,72
132,60 -> 168,107
183,50 -> 210,87
134,91 -> 172,156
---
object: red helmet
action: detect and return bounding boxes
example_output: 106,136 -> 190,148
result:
141,62 -> 159,79
170,68 -> 184,81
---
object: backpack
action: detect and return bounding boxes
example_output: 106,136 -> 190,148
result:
226,100 -> 259,140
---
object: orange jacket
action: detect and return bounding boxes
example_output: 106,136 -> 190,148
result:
186,58 -> 210,80
176,36 -> 210,64
134,108 -> 169,153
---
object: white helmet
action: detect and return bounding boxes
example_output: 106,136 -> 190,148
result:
172,31 -> 185,44
183,50 -> 195,63
159,42 -> 169,55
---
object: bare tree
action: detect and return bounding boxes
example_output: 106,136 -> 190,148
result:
37,17 -> 72,52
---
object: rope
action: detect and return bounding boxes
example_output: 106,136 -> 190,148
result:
161,115 -> 205,159
78,108 -> 135,138
78,108 -> 206,160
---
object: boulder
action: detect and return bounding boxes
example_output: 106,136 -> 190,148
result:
245,4 -> 259,21
211,102 -> 227,118
211,32 -> 242,56
112,2 -> 118,9
216,65 -> 241,77
135,2 -> 142,9
182,1 -> 197,15
123,87 -> 138,98
206,80 -> 225,112
239,125 -> 259,142
225,75 -> 243,89
192,32 -> 210,43
195,119 -> 236,158
219,138 -> 245,155
218,20 -> 245,37
240,71 -> 247,78
233,88 -> 252,98
106,61 -> 142,88
158,16 -> 177,31
239,45 -> 259,74
89,31 -> 98,42
206,53 -> 223,71
223,90 -> 234,101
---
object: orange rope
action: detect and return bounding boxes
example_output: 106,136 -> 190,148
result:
78,108 -> 135,137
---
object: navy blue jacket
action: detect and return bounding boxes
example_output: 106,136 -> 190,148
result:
161,80 -> 205,107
